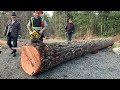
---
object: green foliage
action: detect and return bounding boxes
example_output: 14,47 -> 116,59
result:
112,43 -> 120,48
49,11 -> 120,38
1,11 -> 120,39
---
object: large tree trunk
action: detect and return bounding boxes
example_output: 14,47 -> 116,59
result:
20,38 -> 114,76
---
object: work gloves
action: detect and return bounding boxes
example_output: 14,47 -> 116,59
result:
29,31 -> 33,35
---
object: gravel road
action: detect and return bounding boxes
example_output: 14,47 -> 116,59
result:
0,40 -> 120,79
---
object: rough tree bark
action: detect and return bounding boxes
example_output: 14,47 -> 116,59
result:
20,38 -> 114,76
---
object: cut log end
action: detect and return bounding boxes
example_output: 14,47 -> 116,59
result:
20,45 -> 41,76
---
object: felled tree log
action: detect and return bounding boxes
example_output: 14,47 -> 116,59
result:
20,38 -> 114,76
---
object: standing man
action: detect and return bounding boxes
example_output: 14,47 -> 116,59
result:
3,11 -> 21,57
65,18 -> 75,44
27,11 -> 48,44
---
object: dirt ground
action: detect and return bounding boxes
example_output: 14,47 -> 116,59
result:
0,39 -> 120,79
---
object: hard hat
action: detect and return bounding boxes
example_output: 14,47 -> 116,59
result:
35,11 -> 43,14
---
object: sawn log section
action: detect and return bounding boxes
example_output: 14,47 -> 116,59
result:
20,38 -> 114,76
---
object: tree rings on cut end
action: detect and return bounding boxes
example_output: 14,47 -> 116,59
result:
21,45 -> 41,76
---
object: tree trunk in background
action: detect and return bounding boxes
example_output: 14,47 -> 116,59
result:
21,37 -> 114,76
1,11 -> 120,38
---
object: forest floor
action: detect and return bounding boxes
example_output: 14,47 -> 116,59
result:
0,38 -> 120,79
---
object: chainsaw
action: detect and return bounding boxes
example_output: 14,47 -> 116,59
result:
30,30 -> 41,40
11,31 -> 42,51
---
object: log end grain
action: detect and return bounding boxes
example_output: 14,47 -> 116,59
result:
20,45 -> 41,76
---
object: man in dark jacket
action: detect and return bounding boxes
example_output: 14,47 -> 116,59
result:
65,18 -> 74,44
3,11 -> 21,57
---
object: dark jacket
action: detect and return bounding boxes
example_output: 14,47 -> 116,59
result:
3,19 -> 21,37
65,23 -> 74,33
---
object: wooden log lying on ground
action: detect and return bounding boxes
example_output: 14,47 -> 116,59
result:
20,37 -> 114,76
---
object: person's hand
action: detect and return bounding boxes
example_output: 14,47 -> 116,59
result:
65,32 -> 67,34
18,35 -> 21,38
29,31 -> 32,35
39,30 -> 43,34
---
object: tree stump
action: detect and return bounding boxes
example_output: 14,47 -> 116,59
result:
20,38 -> 114,76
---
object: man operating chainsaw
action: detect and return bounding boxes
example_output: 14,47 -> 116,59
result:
27,11 -> 48,44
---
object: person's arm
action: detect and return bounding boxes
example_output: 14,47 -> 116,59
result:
18,22 -> 21,35
39,20 -> 48,34
65,24 -> 68,33
27,20 -> 32,34
3,21 -> 9,36
65,24 -> 67,29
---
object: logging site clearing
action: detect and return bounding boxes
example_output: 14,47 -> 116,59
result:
0,37 -> 120,79
1,11 -> 120,79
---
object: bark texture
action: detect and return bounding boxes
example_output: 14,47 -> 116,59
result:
21,38 -> 114,76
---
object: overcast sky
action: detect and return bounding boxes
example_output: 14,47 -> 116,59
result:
46,11 -> 54,17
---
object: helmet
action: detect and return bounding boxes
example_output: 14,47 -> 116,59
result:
35,11 -> 43,14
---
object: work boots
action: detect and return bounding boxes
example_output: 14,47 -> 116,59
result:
67,41 -> 71,44
11,49 -> 16,57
